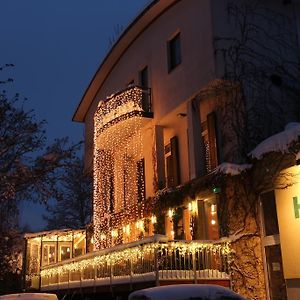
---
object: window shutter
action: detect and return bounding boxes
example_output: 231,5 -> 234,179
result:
207,111 -> 218,170
170,136 -> 181,186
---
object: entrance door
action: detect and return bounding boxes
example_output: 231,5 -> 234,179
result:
261,191 -> 287,300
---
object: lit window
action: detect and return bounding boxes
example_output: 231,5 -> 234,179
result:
167,32 -> 181,72
190,197 -> 219,240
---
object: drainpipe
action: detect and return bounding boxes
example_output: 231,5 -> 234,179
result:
22,238 -> 28,291
39,236 -> 43,290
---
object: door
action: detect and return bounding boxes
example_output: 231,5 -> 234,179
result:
261,191 -> 287,300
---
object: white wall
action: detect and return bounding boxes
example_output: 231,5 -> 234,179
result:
84,0 -> 216,172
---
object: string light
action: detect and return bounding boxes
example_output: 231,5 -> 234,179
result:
188,201 -> 198,215
151,215 -> 157,224
93,86 -> 148,249
168,209 -> 174,218
40,240 -> 231,278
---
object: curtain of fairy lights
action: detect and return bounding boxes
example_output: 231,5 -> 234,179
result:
93,87 -> 146,250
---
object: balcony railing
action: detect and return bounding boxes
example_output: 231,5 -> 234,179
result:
94,86 -> 152,138
38,235 -> 231,291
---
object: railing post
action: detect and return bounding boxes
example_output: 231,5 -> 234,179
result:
110,262 -> 113,294
192,251 -> 197,283
129,257 -> 133,291
154,247 -> 159,286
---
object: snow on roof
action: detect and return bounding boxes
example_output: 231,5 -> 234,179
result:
215,162 -> 252,176
24,228 -> 85,239
249,122 -> 300,160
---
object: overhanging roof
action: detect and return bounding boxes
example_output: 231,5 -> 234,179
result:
73,0 -> 178,122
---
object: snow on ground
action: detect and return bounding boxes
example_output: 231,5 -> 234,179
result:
215,162 -> 252,176
249,122 -> 300,159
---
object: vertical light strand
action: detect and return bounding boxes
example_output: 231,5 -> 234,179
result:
93,87 -> 146,248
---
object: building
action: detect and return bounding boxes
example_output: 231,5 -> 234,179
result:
24,0 -> 300,299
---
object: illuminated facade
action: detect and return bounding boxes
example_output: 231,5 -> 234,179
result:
24,0 -> 300,299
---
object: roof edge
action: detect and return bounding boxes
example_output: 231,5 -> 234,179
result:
72,0 -> 177,122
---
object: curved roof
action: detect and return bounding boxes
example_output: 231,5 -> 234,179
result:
73,0 -> 178,122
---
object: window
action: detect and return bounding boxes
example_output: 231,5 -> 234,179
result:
60,245 -> 71,261
191,197 -> 219,240
167,32 -> 181,72
165,136 -> 180,187
42,244 -> 56,266
201,111 -> 219,173
261,191 -> 279,236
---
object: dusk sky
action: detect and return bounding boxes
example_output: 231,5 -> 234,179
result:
0,0 -> 150,231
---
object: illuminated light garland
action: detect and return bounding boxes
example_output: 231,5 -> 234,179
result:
40,240 -> 232,277
93,86 -> 148,249
151,215 -> 157,224
188,201 -> 198,215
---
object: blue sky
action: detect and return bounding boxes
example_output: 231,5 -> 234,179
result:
0,0 -> 150,231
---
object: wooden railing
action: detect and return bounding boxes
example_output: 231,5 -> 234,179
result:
36,235 -> 231,291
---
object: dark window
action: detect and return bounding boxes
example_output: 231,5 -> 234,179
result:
261,191 -> 279,236
165,136 -> 180,187
167,32 -> 181,72
139,66 -> 148,88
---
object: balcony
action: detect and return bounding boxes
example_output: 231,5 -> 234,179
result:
38,235 -> 231,293
94,86 -> 153,150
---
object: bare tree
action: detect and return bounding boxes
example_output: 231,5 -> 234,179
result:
43,156 -> 92,230
0,67 -> 81,293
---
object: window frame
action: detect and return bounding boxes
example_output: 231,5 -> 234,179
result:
167,32 -> 182,72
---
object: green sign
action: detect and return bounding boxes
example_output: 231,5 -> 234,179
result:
293,196 -> 300,218
212,187 -> 221,194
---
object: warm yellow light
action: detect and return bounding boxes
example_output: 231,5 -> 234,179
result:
211,219 -> 216,225
93,86 -> 146,249
168,209 -> 174,218
136,220 -> 144,231
189,201 -> 198,215
211,204 -> 217,215
100,234 -> 106,241
40,240 -> 232,278
151,215 -> 157,224
111,230 -> 118,238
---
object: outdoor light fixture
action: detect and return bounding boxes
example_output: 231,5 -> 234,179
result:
211,204 -> 217,215
168,209 -> 174,218
188,201 -> 198,214
151,215 -> 157,224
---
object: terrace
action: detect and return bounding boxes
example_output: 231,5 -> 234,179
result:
37,235 -> 231,293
